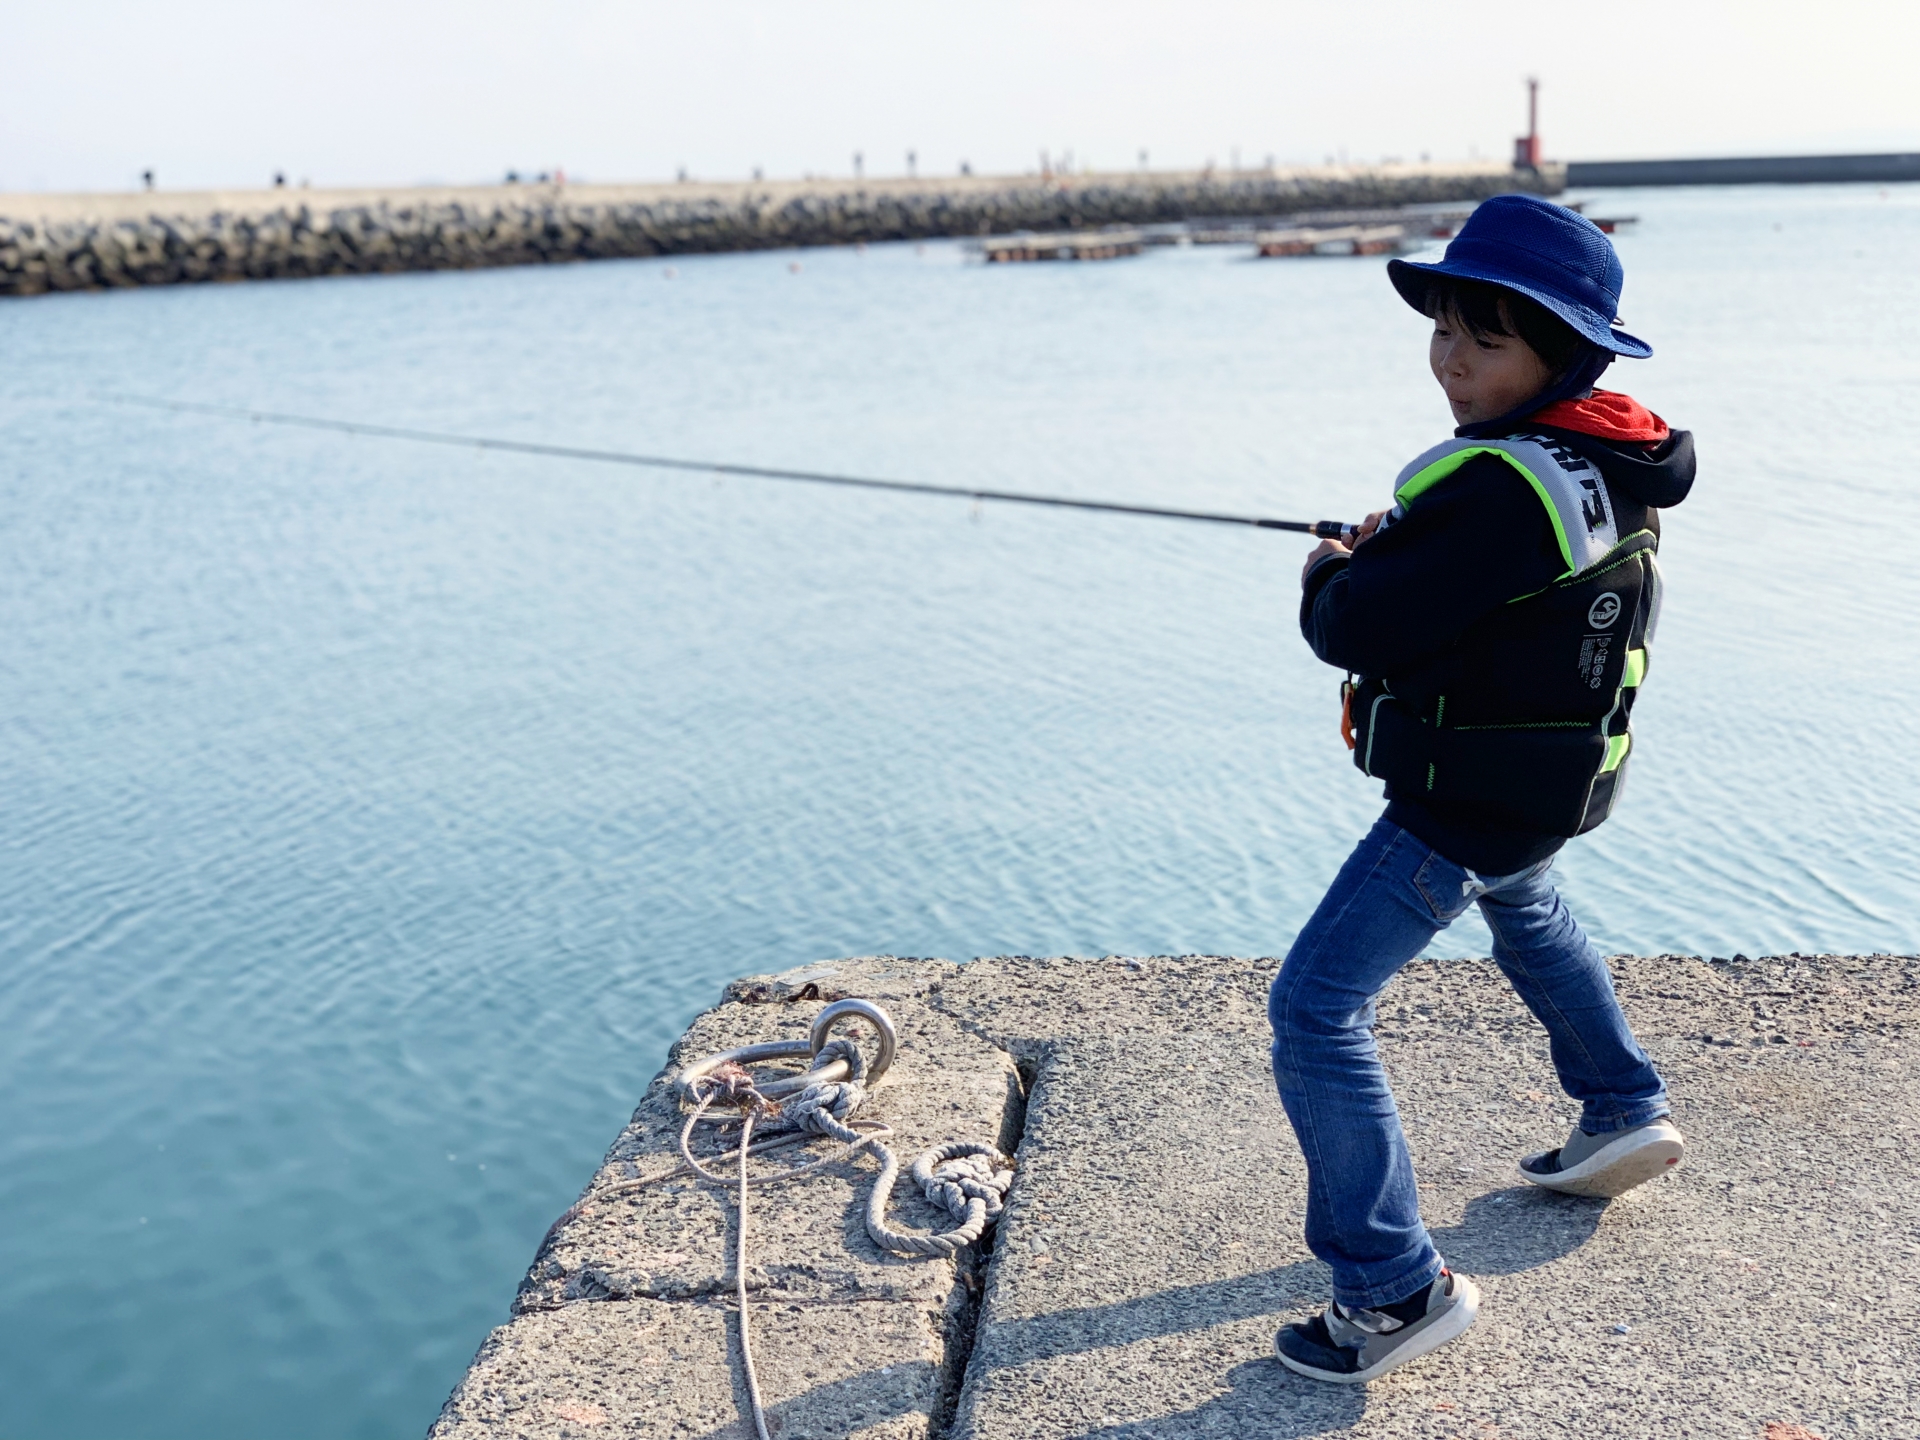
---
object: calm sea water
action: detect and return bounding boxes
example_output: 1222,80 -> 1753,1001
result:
2,184 -> 1916,1438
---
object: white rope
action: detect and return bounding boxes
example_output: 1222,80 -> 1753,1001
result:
549,1007 -> 1017,1440
734,1107 -> 770,1440
541,1130 -> 818,1244
677,1039 -> 903,1440
866,1140 -> 1016,1257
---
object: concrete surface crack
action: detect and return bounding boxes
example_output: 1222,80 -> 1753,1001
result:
928,1048 -> 1031,1440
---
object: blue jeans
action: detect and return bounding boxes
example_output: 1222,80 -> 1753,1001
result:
1268,817 -> 1669,1309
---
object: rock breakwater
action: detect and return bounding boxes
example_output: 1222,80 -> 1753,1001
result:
0,163 -> 1560,296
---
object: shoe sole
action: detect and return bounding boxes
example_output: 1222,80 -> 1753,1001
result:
1519,1122 -> 1685,1198
1274,1275 -> 1481,1384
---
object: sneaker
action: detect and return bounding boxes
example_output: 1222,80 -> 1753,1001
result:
1519,1118 -> 1685,1197
1273,1270 -> 1480,1383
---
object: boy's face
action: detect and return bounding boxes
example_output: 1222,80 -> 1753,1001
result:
1429,305 -> 1555,425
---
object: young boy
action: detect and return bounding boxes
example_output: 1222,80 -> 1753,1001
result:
1269,194 -> 1696,1384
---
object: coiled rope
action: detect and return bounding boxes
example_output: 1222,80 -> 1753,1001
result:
867,1140 -> 1015,1257
549,1000 -> 1013,1440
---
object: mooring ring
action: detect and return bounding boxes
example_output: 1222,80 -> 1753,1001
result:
676,997 -> 897,1102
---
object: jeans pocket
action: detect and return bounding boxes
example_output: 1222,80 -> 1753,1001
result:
1412,850 -> 1480,924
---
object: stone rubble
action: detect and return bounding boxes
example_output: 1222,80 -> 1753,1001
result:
0,164 -> 1559,296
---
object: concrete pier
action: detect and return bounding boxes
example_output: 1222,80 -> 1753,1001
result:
1567,153 -> 1920,187
431,951 -> 1918,1439
0,163 -> 1556,297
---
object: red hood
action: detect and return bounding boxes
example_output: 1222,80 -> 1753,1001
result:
1526,389 -> 1670,443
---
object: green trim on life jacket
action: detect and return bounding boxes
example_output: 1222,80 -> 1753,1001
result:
1394,445 -> 1576,574
1601,732 -> 1632,773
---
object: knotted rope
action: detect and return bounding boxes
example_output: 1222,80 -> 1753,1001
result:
779,1037 -> 870,1144
543,1002 -> 1014,1440
674,1033 -> 1012,1253
867,1140 -> 1016,1256
548,1038 -> 888,1242
676,1037 -> 891,1191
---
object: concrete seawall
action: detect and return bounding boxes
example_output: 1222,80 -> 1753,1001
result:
1567,152 -> 1920,187
430,951 -> 1918,1439
0,163 -> 1558,297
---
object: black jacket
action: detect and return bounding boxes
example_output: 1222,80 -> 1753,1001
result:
1301,424 -> 1696,872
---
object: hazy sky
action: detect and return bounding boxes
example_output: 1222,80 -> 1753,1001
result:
5,0 -> 1918,192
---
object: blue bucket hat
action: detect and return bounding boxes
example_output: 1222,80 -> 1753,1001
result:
1387,193 -> 1652,359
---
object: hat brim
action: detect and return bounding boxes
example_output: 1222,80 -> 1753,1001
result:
1387,256 -> 1653,359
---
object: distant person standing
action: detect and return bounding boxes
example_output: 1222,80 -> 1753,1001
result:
1269,195 -> 1696,1383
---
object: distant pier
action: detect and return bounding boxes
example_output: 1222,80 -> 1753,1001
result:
1568,151 -> 1920,187
0,163 -> 1557,297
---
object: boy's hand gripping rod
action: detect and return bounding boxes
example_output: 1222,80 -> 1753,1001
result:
110,396 -> 1359,541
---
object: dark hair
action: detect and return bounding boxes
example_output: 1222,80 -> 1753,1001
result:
1421,275 -> 1588,377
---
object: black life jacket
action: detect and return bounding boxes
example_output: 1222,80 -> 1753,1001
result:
1347,433 -> 1662,839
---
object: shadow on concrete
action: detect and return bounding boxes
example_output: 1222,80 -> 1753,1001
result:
700,1336 -> 1366,1440
972,1261 -> 1326,1362
690,1265 -> 1340,1439
707,1353 -> 946,1440
694,1192 -> 1606,1437
1070,1359 -> 1367,1439
1427,1186 -> 1608,1276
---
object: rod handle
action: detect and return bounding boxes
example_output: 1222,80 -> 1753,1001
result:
1312,520 -> 1358,541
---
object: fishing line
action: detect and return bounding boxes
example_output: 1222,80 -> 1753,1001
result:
110,395 -> 1357,539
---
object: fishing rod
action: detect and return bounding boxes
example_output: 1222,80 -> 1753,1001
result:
111,395 -> 1358,540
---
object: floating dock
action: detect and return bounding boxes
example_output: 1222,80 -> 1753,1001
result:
1254,224 -> 1412,258
1185,203 -> 1469,246
430,950 -> 1919,1439
981,204 -> 1458,265
981,230 -> 1144,263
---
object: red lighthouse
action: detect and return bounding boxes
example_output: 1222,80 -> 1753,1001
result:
1514,77 -> 1542,169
